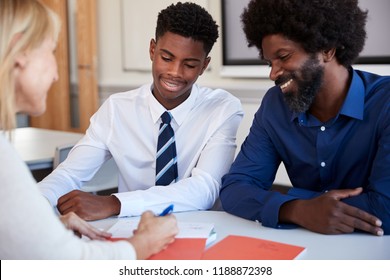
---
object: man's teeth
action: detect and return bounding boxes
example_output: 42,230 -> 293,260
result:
280,79 -> 293,89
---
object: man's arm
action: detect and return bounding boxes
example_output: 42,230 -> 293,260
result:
221,134 -> 387,235
221,147 -> 385,235
279,188 -> 384,235
220,109 -> 297,227
341,107 -> 390,234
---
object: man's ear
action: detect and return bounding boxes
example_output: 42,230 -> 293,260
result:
322,48 -> 336,62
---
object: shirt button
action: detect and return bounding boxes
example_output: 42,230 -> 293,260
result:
321,162 -> 326,167
320,126 -> 326,131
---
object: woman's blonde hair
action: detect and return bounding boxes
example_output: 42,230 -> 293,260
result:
0,0 -> 61,131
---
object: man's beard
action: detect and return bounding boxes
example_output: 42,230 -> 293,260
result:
277,56 -> 324,113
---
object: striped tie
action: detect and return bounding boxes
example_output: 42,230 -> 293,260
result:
156,111 -> 178,185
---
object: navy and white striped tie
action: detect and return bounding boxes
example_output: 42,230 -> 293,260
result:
156,111 -> 178,185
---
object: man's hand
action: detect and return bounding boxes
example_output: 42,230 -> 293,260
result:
57,190 -> 121,221
279,187 -> 383,235
59,212 -> 112,240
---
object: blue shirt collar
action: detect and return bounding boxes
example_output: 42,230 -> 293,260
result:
293,68 -> 365,124
338,69 -> 364,120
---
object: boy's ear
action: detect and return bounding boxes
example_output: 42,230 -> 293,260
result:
149,39 -> 157,61
199,56 -> 211,75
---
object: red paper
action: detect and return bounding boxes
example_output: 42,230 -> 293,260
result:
148,238 -> 207,260
108,237 -> 207,260
201,235 -> 305,260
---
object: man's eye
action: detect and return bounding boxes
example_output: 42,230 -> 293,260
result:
279,54 -> 290,61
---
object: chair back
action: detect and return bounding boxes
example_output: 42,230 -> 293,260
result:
53,143 -> 75,168
53,143 -> 118,193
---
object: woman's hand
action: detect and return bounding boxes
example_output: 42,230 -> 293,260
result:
128,211 -> 179,259
59,212 -> 112,240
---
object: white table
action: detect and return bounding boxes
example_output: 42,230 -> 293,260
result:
90,210 -> 390,260
12,127 -> 83,170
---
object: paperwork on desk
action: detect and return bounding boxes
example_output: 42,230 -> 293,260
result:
107,218 -> 216,260
107,218 -> 305,260
108,218 -> 215,240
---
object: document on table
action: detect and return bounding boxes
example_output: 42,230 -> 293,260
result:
107,219 -> 306,260
108,218 -> 215,239
107,218 -> 216,260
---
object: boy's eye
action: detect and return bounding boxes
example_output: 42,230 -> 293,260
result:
162,56 -> 172,61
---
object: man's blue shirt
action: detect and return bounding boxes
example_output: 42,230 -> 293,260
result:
220,69 -> 390,234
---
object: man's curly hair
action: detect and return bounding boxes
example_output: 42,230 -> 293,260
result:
241,0 -> 368,67
155,2 -> 219,56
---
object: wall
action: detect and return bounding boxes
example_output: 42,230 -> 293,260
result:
94,0 -> 273,87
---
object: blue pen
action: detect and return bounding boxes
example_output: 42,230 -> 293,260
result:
158,204 -> 174,216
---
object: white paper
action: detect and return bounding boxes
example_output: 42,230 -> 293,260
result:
108,218 -> 214,239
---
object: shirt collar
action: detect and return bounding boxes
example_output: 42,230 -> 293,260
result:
293,68 -> 365,123
338,69 -> 364,120
149,84 -> 199,126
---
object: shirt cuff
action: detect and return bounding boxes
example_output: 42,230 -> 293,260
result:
261,193 -> 297,228
287,187 -> 321,199
112,191 -> 145,217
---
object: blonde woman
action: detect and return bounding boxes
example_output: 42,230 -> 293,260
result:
0,0 -> 177,259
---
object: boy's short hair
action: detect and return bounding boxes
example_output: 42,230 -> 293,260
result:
155,2 -> 218,55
